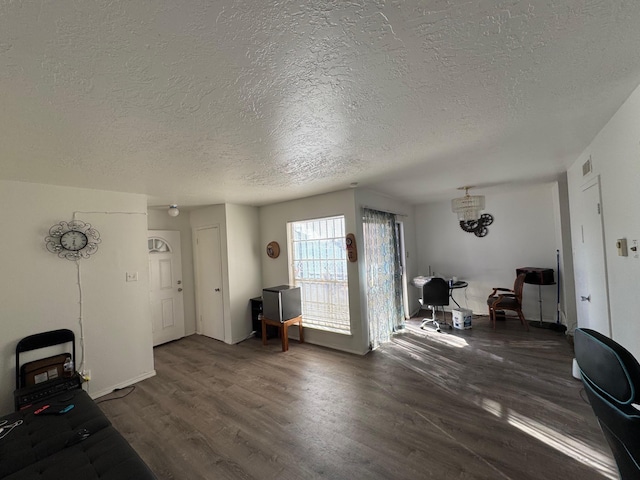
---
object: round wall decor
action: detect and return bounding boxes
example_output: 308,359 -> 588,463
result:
45,220 -> 101,260
266,241 -> 280,259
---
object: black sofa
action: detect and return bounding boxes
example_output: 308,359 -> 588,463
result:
0,388 -> 156,480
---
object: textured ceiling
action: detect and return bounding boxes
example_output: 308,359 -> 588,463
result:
2,1 -> 640,207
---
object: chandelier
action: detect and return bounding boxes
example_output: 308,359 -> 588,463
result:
451,186 -> 484,220
451,186 -> 493,237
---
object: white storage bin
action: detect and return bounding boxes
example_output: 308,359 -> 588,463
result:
452,308 -> 472,330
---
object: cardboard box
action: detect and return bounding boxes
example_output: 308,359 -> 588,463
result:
452,308 -> 472,330
20,354 -> 69,386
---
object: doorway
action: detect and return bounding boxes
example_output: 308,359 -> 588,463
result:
148,230 -> 185,346
573,176 -> 611,336
194,225 -> 225,341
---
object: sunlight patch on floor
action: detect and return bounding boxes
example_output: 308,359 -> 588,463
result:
481,399 -> 618,479
404,323 -> 469,348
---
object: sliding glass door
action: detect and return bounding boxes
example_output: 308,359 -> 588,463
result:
363,208 -> 405,350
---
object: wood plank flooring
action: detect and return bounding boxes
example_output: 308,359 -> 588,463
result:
98,314 -> 617,480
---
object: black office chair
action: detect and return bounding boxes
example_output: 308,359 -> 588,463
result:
419,277 -> 450,332
574,328 -> 640,479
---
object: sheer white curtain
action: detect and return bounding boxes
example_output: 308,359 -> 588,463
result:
363,208 -> 405,350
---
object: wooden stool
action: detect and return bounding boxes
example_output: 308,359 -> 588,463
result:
262,315 -> 304,352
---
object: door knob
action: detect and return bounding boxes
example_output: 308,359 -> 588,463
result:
177,280 -> 182,285
581,295 -> 591,302
178,288 -> 183,292
215,288 -> 221,292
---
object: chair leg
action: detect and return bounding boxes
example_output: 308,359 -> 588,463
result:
488,307 -> 495,329
517,310 -> 529,331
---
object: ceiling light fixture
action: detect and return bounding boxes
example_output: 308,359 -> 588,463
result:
168,204 -> 180,217
451,187 -> 493,237
451,186 -> 484,221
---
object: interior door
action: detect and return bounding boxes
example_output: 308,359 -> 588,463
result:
195,226 -> 225,341
148,230 -> 185,346
573,176 -> 611,336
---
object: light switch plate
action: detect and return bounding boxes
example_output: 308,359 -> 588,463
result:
616,238 -> 628,257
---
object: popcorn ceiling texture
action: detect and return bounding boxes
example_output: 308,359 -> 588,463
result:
1,1 -> 640,206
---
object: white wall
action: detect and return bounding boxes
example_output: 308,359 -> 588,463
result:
552,175 -> 577,329
259,189 -> 366,353
567,82 -> 640,358
414,184 -> 564,323
259,188 -> 416,354
0,180 -> 155,413
147,209 -> 197,336
225,203 -> 261,343
189,203 -> 261,345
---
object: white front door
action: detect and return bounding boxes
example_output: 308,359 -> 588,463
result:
573,176 -> 611,336
195,226 -> 225,341
148,231 -> 185,346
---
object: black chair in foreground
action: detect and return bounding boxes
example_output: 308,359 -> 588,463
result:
419,277 -> 450,332
574,328 -> 640,480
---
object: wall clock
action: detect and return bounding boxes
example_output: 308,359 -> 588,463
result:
45,220 -> 101,260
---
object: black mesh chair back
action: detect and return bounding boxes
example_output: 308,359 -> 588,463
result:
422,277 -> 450,307
575,328 -> 640,479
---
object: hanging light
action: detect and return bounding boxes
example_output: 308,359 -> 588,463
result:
167,204 -> 180,217
451,186 -> 485,221
451,186 -> 494,237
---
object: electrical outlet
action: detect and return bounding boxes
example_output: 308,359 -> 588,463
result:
126,272 -> 138,282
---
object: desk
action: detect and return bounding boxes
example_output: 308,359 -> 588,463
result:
412,276 -> 468,309
449,281 -> 468,308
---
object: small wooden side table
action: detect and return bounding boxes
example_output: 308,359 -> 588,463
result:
261,315 -> 304,352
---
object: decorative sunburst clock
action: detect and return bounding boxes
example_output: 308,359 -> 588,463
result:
45,220 -> 101,260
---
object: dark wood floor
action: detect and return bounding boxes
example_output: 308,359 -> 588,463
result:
99,314 -> 617,480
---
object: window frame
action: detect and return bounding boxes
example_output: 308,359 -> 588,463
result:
287,215 -> 351,334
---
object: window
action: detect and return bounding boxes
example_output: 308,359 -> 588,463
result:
287,215 -> 351,334
148,237 -> 171,253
